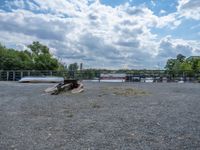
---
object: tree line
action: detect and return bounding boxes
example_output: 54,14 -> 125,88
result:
165,54 -> 200,76
0,41 -> 65,70
0,42 -> 200,78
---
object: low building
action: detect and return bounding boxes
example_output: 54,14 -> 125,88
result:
126,75 -> 141,82
100,73 -> 126,82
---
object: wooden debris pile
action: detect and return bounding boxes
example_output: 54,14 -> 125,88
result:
45,80 -> 84,95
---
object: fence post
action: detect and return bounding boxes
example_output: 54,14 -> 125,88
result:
13,71 -> 15,81
7,71 -> 9,81
21,71 -> 23,79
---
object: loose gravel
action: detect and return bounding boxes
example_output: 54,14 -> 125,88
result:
0,82 -> 200,150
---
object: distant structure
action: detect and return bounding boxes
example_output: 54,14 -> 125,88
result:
80,63 -> 83,71
100,73 -> 126,82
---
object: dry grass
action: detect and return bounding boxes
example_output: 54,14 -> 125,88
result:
102,87 -> 149,96
61,108 -> 74,118
90,102 -> 101,108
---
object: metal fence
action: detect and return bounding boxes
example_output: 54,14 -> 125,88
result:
0,70 -> 66,81
0,70 -> 100,81
0,70 -> 199,82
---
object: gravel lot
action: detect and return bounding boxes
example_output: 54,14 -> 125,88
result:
0,82 -> 200,150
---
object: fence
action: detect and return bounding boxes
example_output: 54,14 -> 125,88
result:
0,70 -> 199,82
0,70 -> 101,81
0,70 -> 66,81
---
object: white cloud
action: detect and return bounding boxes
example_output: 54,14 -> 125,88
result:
158,37 -> 191,58
177,0 -> 200,20
156,36 -> 200,66
159,9 -> 166,15
0,0 -> 199,69
177,0 -> 190,11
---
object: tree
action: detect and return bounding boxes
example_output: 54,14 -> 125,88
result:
191,59 -> 200,73
165,59 -> 176,70
165,54 -> 200,77
28,41 -> 50,56
176,54 -> 186,62
0,42 -> 63,71
28,41 -> 60,70
180,61 -> 193,76
68,63 -> 79,71
197,61 -> 200,72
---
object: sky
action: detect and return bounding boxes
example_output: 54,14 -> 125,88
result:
0,0 -> 200,69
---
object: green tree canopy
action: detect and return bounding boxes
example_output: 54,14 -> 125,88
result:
68,63 -> 79,71
176,54 -> 186,62
165,54 -> 200,76
0,41 -> 63,70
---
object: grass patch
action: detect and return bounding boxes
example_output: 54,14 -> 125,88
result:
90,102 -> 101,108
62,108 -> 74,118
102,87 -> 149,96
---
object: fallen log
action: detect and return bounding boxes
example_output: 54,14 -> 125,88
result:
71,83 -> 84,94
45,80 -> 84,95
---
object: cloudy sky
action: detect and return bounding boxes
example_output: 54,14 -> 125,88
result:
0,0 -> 200,69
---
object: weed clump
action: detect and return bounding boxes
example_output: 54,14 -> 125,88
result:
102,87 -> 149,97
90,102 -> 101,108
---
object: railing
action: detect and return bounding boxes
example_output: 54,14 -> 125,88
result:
0,70 -> 67,81
0,70 -> 199,82
0,70 -> 100,81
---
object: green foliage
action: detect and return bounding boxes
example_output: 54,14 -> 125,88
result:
165,54 -> 200,76
176,54 -> 186,62
180,62 -> 192,71
27,41 -> 50,56
68,63 -> 79,71
81,69 -> 97,79
0,42 -> 63,70
165,59 -> 176,71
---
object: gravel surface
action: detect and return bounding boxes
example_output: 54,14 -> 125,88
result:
0,82 -> 200,150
